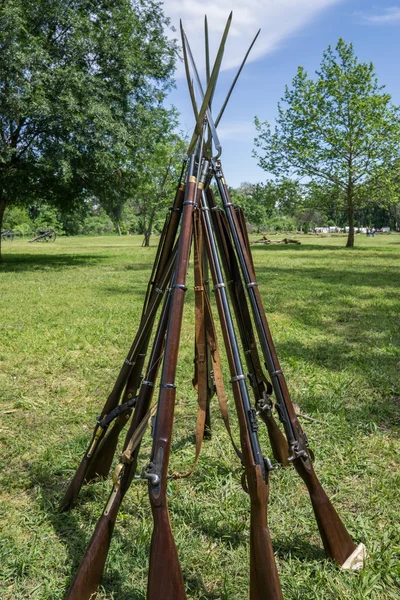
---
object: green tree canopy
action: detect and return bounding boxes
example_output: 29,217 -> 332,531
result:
254,39 -> 400,246
0,0 -> 177,260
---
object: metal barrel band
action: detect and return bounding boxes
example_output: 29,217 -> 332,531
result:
247,282 -> 258,288
173,284 -> 188,292
231,374 -> 246,383
142,379 -> 154,387
213,282 -> 225,291
160,383 -> 177,389
124,358 -> 134,366
271,369 -> 283,376
183,200 -> 196,206
169,206 -> 181,213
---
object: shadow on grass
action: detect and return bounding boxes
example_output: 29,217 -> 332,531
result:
256,264 -> 400,289
251,241 -> 399,254
0,253 -> 108,272
278,337 -> 400,430
274,534 -> 325,562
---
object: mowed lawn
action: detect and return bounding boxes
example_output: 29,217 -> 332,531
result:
0,233 -> 399,600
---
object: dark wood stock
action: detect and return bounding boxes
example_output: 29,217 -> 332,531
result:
248,465 -> 284,600
293,458 -> 356,564
83,410 -> 132,482
218,176 -> 357,565
147,175 -> 197,600
147,508 -> 186,600
257,408 -> 289,467
65,486 -> 122,600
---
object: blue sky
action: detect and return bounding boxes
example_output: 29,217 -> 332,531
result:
163,1 -> 400,187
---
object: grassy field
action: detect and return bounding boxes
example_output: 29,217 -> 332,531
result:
0,232 -> 399,600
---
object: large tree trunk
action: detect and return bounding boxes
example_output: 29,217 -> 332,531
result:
0,196 -> 6,264
346,189 -> 355,248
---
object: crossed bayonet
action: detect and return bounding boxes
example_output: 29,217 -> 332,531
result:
181,13 -> 260,159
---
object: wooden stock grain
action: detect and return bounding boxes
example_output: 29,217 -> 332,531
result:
84,357 -> 145,482
257,408 -> 289,467
147,173 -> 198,600
248,465 -> 284,600
294,458 -> 356,564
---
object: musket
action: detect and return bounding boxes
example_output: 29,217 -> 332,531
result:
200,175 -> 283,599
147,19 -> 230,579
207,188 -> 289,466
146,153 -> 199,600
64,287 -> 173,600
212,159 -> 358,566
59,166 -> 187,510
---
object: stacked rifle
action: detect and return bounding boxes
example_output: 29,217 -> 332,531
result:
60,15 -> 366,599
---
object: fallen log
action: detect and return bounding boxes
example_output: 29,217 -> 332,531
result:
253,235 -> 301,245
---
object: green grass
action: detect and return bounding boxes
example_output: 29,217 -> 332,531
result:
0,233 -> 399,599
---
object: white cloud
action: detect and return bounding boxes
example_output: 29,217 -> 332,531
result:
163,0 -> 344,76
359,7 -> 400,24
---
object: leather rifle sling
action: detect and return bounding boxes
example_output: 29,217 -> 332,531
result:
171,210 -> 241,479
203,288 -> 242,460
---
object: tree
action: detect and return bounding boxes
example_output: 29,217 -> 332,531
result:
254,39 -> 400,247
131,131 -> 186,246
0,0 -> 177,260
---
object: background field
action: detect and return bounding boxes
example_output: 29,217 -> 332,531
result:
0,233 -> 399,599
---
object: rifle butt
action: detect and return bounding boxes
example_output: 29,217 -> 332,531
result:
147,506 -> 186,600
248,466 -> 283,600
65,488 -> 122,600
85,410 -> 133,482
294,459 -> 357,565
258,410 -> 289,466
59,452 -> 91,512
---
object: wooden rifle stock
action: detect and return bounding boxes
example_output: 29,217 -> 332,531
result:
65,293 -> 172,600
147,165 -> 198,600
248,465 -> 283,600
83,364 -> 141,482
294,457 -> 356,564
